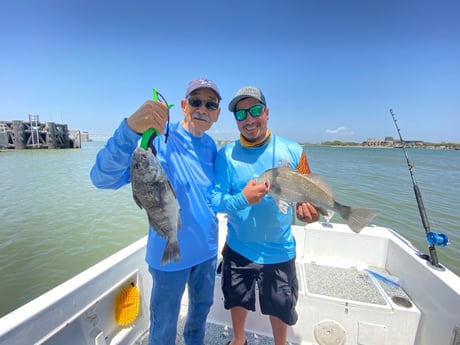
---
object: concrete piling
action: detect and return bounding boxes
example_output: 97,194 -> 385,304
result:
0,120 -> 80,150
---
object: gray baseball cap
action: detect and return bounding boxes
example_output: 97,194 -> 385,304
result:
228,86 -> 266,112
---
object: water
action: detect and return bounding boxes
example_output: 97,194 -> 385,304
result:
1,142 -> 459,318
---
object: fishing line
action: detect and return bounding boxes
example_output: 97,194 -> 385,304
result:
390,109 -> 448,270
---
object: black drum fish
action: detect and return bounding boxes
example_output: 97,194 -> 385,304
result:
257,167 -> 379,233
130,146 -> 181,264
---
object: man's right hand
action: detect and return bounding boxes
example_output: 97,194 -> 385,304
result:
243,180 -> 268,205
126,100 -> 168,135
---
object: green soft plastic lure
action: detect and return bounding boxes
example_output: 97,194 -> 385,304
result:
140,88 -> 174,150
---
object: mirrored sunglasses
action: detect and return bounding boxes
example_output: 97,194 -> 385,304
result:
234,104 -> 265,121
187,98 -> 219,111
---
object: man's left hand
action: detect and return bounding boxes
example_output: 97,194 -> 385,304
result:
296,202 -> 319,223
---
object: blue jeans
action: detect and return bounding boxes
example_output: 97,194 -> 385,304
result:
148,257 -> 217,345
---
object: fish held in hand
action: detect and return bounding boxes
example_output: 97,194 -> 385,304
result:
257,167 -> 379,233
130,146 -> 181,264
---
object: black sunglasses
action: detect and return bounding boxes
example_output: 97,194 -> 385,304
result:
187,98 -> 219,111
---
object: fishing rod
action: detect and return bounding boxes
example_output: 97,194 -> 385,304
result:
390,109 -> 448,270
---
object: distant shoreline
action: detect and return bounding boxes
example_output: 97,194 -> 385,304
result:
214,139 -> 459,150
303,145 -> 459,150
300,141 -> 460,150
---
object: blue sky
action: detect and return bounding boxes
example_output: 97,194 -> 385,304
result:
1,0 -> 459,143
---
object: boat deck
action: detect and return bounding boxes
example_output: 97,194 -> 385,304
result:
198,219 -> 424,345
135,316 -> 279,345
167,260 -> 417,345
302,263 -> 410,305
2,219 -> 459,345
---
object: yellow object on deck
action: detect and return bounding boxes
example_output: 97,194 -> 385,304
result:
115,283 -> 140,326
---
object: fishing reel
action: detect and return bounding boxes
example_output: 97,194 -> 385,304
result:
426,232 -> 449,247
417,232 -> 449,271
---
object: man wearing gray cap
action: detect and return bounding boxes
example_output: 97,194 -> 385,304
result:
91,78 -> 221,345
212,86 -> 319,345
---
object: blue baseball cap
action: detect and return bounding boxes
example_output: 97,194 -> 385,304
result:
185,78 -> 221,100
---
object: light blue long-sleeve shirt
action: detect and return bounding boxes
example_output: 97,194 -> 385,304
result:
211,135 -> 304,264
90,119 -> 218,271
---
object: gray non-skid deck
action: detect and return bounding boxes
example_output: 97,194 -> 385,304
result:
141,263 -> 411,344
136,315 -> 299,345
302,263 -> 410,305
175,317 -> 299,345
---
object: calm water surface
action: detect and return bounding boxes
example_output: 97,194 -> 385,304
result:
1,142 -> 459,317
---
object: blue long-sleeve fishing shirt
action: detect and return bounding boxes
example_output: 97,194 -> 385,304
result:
90,119 -> 218,271
211,135 -> 305,264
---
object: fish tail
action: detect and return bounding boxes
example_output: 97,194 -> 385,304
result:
335,202 -> 379,233
160,238 -> 181,265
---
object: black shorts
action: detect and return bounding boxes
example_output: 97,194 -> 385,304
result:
220,244 -> 298,326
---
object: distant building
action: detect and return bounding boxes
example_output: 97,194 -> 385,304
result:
362,138 -> 395,147
362,137 -> 429,148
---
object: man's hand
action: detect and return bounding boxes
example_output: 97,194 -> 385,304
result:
243,180 -> 268,205
296,202 -> 319,223
126,100 -> 168,134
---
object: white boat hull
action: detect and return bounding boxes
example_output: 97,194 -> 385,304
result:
1,215 -> 459,345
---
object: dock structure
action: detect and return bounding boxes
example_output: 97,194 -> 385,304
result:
0,115 -> 81,150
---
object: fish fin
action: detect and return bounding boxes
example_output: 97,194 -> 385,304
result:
147,214 -> 154,229
132,194 -> 144,210
160,238 -> 181,265
337,203 -> 379,233
315,206 -> 330,217
313,205 -> 335,222
167,180 -> 178,199
177,213 -> 182,231
276,199 -> 291,214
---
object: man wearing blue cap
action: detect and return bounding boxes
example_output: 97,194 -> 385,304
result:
91,78 -> 222,345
